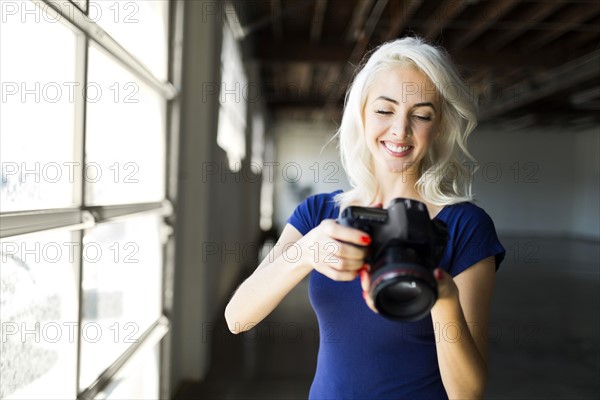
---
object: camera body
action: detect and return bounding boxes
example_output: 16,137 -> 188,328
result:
337,198 -> 449,321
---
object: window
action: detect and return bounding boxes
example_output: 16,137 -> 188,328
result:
0,1 -> 176,398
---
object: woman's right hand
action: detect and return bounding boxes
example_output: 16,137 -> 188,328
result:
297,219 -> 370,281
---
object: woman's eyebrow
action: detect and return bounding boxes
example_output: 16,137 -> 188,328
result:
414,102 -> 436,112
374,95 -> 399,104
374,97 -> 437,112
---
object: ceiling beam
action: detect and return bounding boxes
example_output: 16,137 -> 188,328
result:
384,0 -> 423,40
237,1 -> 313,38
266,98 -> 337,108
453,0 -> 519,50
290,63 -> 314,97
345,0 -> 375,43
329,0 -> 389,103
570,85 -> 600,106
450,49 -> 548,69
523,3 -> 600,52
255,43 -> 351,62
569,24 -> 600,46
310,0 -> 328,43
479,50 -> 600,120
254,42 -> 574,69
423,0 -> 468,41
486,1 -> 564,51
349,0 -> 388,63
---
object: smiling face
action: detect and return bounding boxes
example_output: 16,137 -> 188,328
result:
363,65 -> 442,178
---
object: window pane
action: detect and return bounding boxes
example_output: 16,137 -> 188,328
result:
85,45 -> 166,206
79,215 -> 163,389
217,24 -> 247,170
0,231 -> 78,399
96,340 -> 160,399
88,0 -> 169,80
0,7 -> 79,212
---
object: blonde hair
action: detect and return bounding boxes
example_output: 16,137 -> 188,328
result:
334,37 -> 478,209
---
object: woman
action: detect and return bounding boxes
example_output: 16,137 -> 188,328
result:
225,37 -> 505,399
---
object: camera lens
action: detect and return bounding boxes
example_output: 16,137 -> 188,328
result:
374,275 -> 436,321
369,248 -> 438,321
381,281 -> 421,303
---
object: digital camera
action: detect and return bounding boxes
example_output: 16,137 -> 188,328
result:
337,198 -> 449,321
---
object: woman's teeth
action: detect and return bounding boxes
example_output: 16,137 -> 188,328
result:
384,142 -> 411,153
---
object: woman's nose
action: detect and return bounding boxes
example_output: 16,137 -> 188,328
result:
391,116 -> 410,138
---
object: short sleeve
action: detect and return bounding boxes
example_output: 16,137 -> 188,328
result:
287,191 -> 342,236
446,204 -> 506,277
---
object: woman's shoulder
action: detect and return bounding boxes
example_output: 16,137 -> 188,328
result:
438,201 -> 505,272
305,189 -> 343,202
441,201 -> 491,216
287,190 -> 343,235
300,190 -> 343,216
438,201 -> 498,230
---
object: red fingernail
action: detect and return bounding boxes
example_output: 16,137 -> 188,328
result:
360,235 -> 371,245
360,267 -> 368,281
434,269 -> 443,280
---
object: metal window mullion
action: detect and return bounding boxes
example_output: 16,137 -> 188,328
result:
166,0 -> 185,204
74,228 -> 85,397
78,315 -> 170,399
161,1 -> 183,397
86,200 -> 172,224
73,25 -> 88,221
74,26 -> 89,396
0,200 -> 173,238
34,0 -> 177,100
0,209 -> 95,239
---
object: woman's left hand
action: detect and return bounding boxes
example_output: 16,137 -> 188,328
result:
432,268 -> 460,304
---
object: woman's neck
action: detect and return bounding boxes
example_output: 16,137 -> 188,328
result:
370,168 -> 444,219
372,168 -> 422,207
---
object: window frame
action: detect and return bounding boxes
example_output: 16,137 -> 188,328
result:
0,0 -> 178,397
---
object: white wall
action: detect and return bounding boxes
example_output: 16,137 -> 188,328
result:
272,119 -> 351,230
273,120 -> 599,240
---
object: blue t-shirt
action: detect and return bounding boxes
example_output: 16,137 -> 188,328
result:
287,190 -> 505,400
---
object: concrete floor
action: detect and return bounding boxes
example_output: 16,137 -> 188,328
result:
176,236 -> 599,399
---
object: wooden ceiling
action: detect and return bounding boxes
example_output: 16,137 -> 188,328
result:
231,0 -> 600,125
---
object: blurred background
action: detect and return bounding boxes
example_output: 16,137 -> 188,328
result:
0,0 -> 598,399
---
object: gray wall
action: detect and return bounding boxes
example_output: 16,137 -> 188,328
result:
172,0 -> 262,393
470,123 -> 599,240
